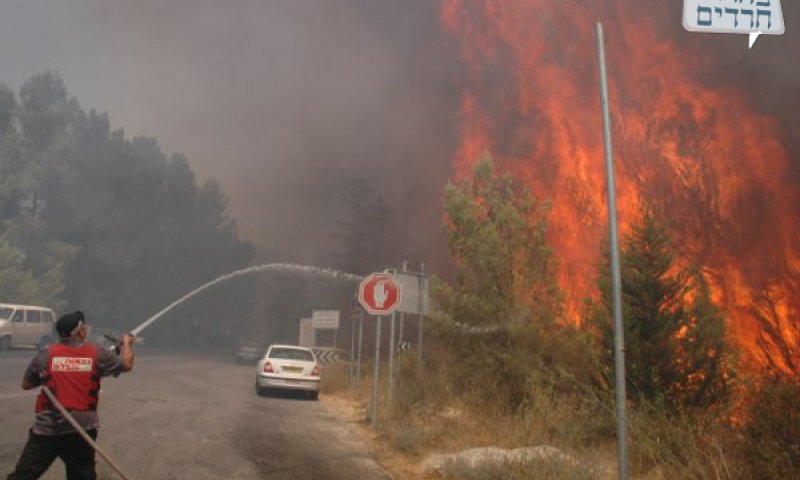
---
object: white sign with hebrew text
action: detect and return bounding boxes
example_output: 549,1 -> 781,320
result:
684,0 -> 785,47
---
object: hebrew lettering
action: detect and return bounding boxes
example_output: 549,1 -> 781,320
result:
740,9 -> 755,27
685,0 -> 784,34
698,6 -> 713,26
756,9 -> 772,28
724,8 -> 740,27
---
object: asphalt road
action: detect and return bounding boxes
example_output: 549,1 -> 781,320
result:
0,348 -> 392,480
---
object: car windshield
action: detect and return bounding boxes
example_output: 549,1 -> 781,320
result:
268,348 -> 314,361
0,307 -> 13,320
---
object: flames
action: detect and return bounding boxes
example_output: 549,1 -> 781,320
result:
440,0 -> 799,369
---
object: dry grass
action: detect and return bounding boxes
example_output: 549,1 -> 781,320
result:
321,354 -> 794,480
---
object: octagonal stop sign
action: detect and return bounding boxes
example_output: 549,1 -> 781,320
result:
358,272 -> 401,315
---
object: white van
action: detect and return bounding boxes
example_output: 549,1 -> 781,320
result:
0,304 -> 57,350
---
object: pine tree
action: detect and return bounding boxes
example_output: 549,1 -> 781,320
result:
435,154 -> 565,409
440,154 -> 561,328
589,204 -> 731,409
331,176 -> 402,275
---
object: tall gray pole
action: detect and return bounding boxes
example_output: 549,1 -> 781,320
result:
356,311 -> 364,390
399,312 -> 404,345
400,260 -> 408,345
596,22 -> 628,480
371,315 -> 382,427
350,312 -> 356,384
388,310 -> 396,398
417,262 -> 425,365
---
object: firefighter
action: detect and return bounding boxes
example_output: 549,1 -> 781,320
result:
6,311 -> 134,480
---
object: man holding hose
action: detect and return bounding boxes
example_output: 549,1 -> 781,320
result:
6,311 -> 134,480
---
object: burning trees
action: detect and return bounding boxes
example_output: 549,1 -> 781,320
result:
588,204 -> 733,410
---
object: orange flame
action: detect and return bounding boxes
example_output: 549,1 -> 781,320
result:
441,0 -> 799,369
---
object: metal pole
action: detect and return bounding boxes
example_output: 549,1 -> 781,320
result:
596,22 -> 628,480
350,312 -> 356,384
356,311 -> 364,390
400,260 -> 407,346
388,310 -> 396,399
399,312 -> 404,345
371,315 -> 382,427
417,263 -> 425,365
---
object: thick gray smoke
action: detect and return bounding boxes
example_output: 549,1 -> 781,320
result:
0,0 -> 459,269
0,0 -> 796,272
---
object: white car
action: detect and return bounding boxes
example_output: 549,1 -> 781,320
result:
255,344 -> 321,400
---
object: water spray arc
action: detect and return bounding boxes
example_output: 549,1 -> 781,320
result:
129,263 -> 364,337
46,264 -> 363,480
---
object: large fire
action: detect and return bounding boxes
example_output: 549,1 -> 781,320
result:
440,0 -> 799,369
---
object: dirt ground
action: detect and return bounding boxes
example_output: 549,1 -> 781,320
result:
321,394 -> 431,480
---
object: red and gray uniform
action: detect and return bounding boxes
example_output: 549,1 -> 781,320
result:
23,338 -> 123,435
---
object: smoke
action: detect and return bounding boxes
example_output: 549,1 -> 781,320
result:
0,0 -> 460,268
0,0 -> 796,279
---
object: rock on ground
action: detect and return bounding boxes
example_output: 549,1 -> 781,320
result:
422,445 -> 578,476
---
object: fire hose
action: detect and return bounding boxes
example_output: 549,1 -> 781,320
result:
32,264 -> 360,479
36,333 -> 137,479
40,385 -> 133,480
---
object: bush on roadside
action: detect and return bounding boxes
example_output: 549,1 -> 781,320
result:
739,372 -> 800,479
627,400 -> 736,479
431,316 -> 604,415
320,363 -> 351,394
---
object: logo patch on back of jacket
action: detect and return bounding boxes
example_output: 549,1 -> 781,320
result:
51,357 -> 93,372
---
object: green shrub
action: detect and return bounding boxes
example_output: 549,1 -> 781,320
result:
740,372 -> 800,479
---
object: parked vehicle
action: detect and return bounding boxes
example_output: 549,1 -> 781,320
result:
235,339 -> 266,364
0,304 -> 57,350
255,344 -> 321,400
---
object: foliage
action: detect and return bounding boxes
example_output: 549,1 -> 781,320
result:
588,204 -> 733,410
740,372 -> 800,479
0,72 -> 254,342
627,400 -> 736,479
431,154 -> 565,409
331,175 -> 404,275
0,237 -> 48,305
440,154 -> 561,327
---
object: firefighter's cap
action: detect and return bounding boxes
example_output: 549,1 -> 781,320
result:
56,311 -> 85,337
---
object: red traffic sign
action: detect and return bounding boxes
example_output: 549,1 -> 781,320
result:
358,272 -> 401,315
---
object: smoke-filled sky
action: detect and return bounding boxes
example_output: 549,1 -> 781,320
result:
0,0 -> 797,272
0,0 -> 460,267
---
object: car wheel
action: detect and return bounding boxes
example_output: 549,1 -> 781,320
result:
0,336 -> 11,351
309,390 -> 319,401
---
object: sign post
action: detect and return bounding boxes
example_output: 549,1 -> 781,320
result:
312,310 -> 340,329
298,318 -> 314,347
358,272 -> 401,426
312,310 -> 340,348
358,273 -> 401,316
388,310 -> 396,398
356,310 -> 364,389
371,315 -> 382,426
